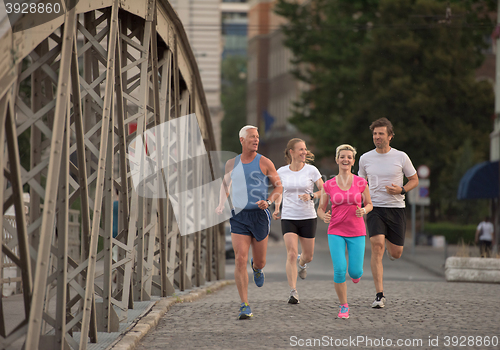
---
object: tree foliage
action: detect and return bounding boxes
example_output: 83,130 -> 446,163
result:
275,0 -> 495,222
275,0 -> 379,158
221,55 -> 248,154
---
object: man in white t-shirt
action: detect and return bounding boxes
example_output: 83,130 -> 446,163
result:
475,217 -> 495,258
358,118 -> 419,309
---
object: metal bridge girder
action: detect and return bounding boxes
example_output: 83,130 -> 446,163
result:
0,0 -> 224,348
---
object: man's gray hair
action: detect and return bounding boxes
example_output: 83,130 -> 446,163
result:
239,125 -> 258,139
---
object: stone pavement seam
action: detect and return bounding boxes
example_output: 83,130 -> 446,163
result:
107,280 -> 235,350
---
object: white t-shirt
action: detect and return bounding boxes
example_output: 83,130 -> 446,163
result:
477,221 -> 494,241
278,164 -> 322,220
358,148 -> 416,208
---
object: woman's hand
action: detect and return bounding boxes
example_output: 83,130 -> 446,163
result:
323,210 -> 331,223
356,206 -> 366,218
272,210 -> 280,220
298,193 -> 312,202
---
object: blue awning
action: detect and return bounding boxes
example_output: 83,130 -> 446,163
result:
457,161 -> 499,199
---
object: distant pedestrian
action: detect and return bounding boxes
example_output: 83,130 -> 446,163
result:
358,118 -> 418,309
273,138 -> 324,304
317,144 -> 372,319
216,125 -> 282,320
475,216 -> 494,258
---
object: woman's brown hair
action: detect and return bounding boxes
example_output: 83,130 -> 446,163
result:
284,138 -> 315,164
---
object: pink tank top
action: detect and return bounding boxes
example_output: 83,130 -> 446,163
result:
323,175 -> 367,237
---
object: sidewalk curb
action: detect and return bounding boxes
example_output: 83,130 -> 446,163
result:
108,280 -> 235,350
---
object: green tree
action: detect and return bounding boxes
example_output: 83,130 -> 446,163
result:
439,138 -> 489,223
351,0 -> 494,220
221,55 -> 248,154
275,0 -> 379,159
276,0 -> 495,221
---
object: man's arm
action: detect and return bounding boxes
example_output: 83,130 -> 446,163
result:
358,156 -> 366,179
256,156 -> 283,210
264,157 -> 283,203
216,158 -> 234,214
404,173 -> 419,192
386,173 -> 419,195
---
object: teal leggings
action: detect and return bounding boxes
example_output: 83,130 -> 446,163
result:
327,235 -> 365,283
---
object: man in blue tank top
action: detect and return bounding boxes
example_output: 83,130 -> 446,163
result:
216,125 -> 283,320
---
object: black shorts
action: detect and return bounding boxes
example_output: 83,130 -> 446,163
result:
479,240 -> 492,257
281,218 -> 317,239
366,207 -> 406,246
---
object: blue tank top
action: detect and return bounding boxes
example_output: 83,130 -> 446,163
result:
230,153 -> 269,210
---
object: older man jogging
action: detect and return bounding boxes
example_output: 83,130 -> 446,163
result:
216,125 -> 282,319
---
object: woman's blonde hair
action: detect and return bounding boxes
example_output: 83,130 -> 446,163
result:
335,144 -> 357,160
284,138 -> 315,164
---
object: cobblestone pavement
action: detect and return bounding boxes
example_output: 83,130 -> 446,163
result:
135,279 -> 500,350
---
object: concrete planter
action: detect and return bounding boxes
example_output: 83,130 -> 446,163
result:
445,257 -> 500,283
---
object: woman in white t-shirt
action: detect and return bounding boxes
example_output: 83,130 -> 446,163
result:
273,138 -> 324,304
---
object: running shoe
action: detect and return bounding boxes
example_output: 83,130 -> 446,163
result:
351,277 -> 361,284
371,294 -> 386,308
385,248 -> 396,261
238,302 -> 253,319
288,289 -> 300,304
297,254 -> 307,279
251,258 -> 265,287
338,305 -> 349,319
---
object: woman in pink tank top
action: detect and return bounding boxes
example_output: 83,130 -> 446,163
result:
317,144 -> 373,319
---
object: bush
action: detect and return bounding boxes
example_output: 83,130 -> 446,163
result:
424,222 -> 476,244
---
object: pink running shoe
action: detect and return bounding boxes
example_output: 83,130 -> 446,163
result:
338,305 -> 349,319
351,277 -> 360,283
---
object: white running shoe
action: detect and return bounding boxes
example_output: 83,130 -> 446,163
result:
371,295 -> 386,308
386,248 -> 396,261
297,254 -> 307,279
288,289 -> 300,304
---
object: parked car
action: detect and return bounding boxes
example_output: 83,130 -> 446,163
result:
225,223 -> 234,259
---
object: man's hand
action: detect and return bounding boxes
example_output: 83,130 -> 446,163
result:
256,200 -> 269,210
216,204 -> 225,215
385,183 -> 403,195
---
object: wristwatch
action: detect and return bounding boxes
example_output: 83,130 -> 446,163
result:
266,199 -> 272,207
309,193 -> 314,200
400,186 -> 407,195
